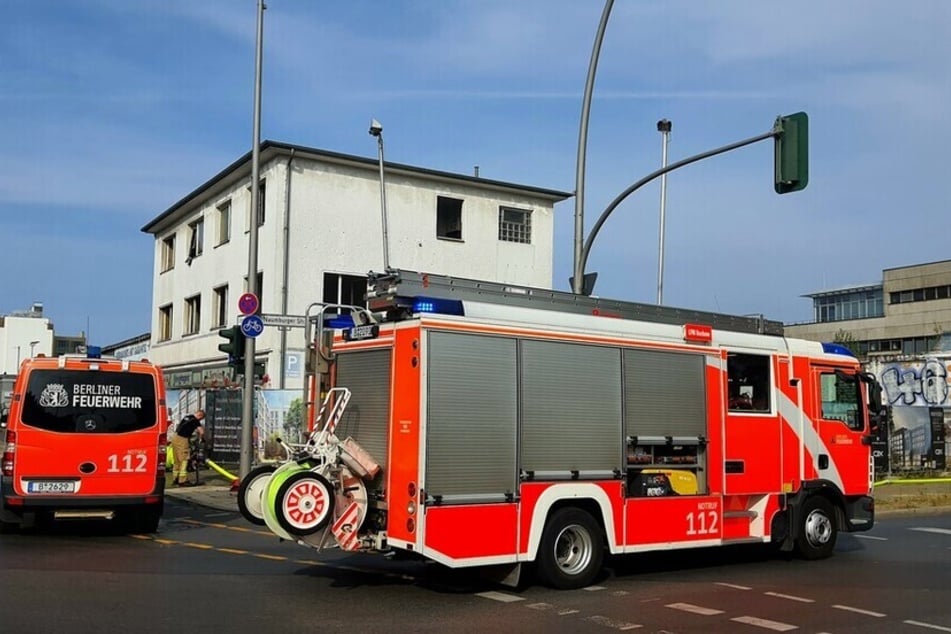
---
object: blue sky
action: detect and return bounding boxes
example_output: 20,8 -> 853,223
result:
2,1 -> 949,344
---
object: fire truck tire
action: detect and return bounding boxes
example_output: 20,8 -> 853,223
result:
795,496 -> 837,560
536,507 -> 604,590
237,464 -> 278,526
274,471 -> 335,536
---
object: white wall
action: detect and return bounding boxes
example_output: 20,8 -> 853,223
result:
146,152 -> 561,390
0,316 -> 53,374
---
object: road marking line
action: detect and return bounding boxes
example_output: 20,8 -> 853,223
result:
526,603 -> 553,611
911,527 -> 951,536
730,616 -> 797,631
612,590 -> 630,596
183,542 -> 215,550
584,585 -> 607,591
558,608 -> 580,616
152,538 -> 177,545
764,591 -> 814,603
179,518 -> 272,537
476,591 -> 524,603
586,615 -> 642,630
253,553 -> 288,561
217,548 -> 248,555
832,604 -> 886,617
854,534 -> 888,541
905,619 -> 951,632
666,602 -> 724,616
715,582 -> 753,590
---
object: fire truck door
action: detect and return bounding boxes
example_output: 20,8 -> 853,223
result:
724,354 -> 782,495
811,367 -> 870,494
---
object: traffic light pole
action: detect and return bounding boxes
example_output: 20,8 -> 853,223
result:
240,0 -> 265,480
577,128 -> 778,294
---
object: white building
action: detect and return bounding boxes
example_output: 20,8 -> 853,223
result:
0,304 -> 54,375
141,140 -> 570,390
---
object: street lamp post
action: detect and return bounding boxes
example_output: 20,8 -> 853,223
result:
656,119 -> 672,305
369,119 -> 390,270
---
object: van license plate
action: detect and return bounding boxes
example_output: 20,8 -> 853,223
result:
27,481 -> 77,494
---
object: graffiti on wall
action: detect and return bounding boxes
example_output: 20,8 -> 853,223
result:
878,358 -> 950,407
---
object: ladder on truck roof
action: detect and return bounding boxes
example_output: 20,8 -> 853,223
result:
366,268 -> 785,336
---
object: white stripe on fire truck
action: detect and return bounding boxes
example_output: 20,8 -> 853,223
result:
777,391 -> 845,491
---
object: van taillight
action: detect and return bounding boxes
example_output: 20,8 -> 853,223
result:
2,430 -> 15,477
157,437 -> 167,475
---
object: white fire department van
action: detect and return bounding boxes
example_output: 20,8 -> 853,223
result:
238,270 -> 882,589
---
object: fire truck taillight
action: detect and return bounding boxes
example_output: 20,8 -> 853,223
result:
2,431 -> 15,477
407,518 -> 416,533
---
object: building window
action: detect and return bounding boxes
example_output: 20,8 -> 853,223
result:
159,304 -> 173,341
436,196 -> 463,240
187,217 -> 204,264
727,353 -> 771,412
213,284 -> 228,328
246,180 -> 265,230
184,294 -> 201,335
323,272 -> 367,312
161,235 -> 175,272
216,200 -> 231,246
244,272 -> 264,308
498,206 -> 532,244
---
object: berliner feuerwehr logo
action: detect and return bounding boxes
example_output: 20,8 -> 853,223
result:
39,384 -> 70,408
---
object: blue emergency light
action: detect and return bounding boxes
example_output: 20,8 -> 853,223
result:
412,297 -> 464,316
821,342 -> 855,358
325,315 -> 356,329
86,346 -> 102,359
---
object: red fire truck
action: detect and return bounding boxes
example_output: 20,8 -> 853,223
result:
240,270 -> 882,589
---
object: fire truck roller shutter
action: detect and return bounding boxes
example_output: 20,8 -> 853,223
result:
334,349 -> 392,494
623,348 -> 707,438
520,340 -> 622,475
426,332 -> 517,500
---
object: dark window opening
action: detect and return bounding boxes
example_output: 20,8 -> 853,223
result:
727,353 -> 771,412
436,196 -> 463,240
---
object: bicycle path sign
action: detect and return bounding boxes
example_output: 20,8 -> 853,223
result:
241,314 -> 264,338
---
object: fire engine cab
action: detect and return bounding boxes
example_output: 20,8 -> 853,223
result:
239,269 -> 882,589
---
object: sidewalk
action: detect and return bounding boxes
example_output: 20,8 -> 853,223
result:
164,470 -> 239,513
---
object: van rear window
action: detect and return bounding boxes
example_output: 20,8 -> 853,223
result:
21,370 -> 157,433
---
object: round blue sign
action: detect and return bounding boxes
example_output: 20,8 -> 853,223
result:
241,314 -> 264,338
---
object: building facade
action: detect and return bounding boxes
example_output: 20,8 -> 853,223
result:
141,140 -> 570,391
785,260 -> 951,359
0,304 -> 54,375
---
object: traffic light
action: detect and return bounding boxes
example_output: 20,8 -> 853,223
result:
774,112 -> 808,194
217,325 -> 246,368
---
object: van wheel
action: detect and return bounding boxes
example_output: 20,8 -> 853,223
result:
237,464 -> 278,526
126,504 -> 162,534
795,496 -> 837,560
536,507 -> 604,589
274,471 -> 335,536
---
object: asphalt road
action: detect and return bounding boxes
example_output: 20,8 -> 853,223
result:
1,498 -> 950,633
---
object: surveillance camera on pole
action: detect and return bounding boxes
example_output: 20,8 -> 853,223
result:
368,119 -> 383,137
369,118 -> 389,269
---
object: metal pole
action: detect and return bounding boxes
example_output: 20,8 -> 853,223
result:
240,0 -> 265,480
370,119 -> 390,270
656,119 -> 671,304
579,129 -> 776,282
572,0 -> 614,293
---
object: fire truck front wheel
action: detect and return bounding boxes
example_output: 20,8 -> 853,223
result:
238,464 -> 278,526
536,507 -> 604,590
795,495 -> 837,560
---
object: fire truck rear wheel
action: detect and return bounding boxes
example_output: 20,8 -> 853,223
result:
238,464 -> 278,526
274,471 -> 335,536
536,507 -> 604,590
795,495 -> 837,560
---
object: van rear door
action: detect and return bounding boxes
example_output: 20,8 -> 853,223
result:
13,367 -> 160,497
